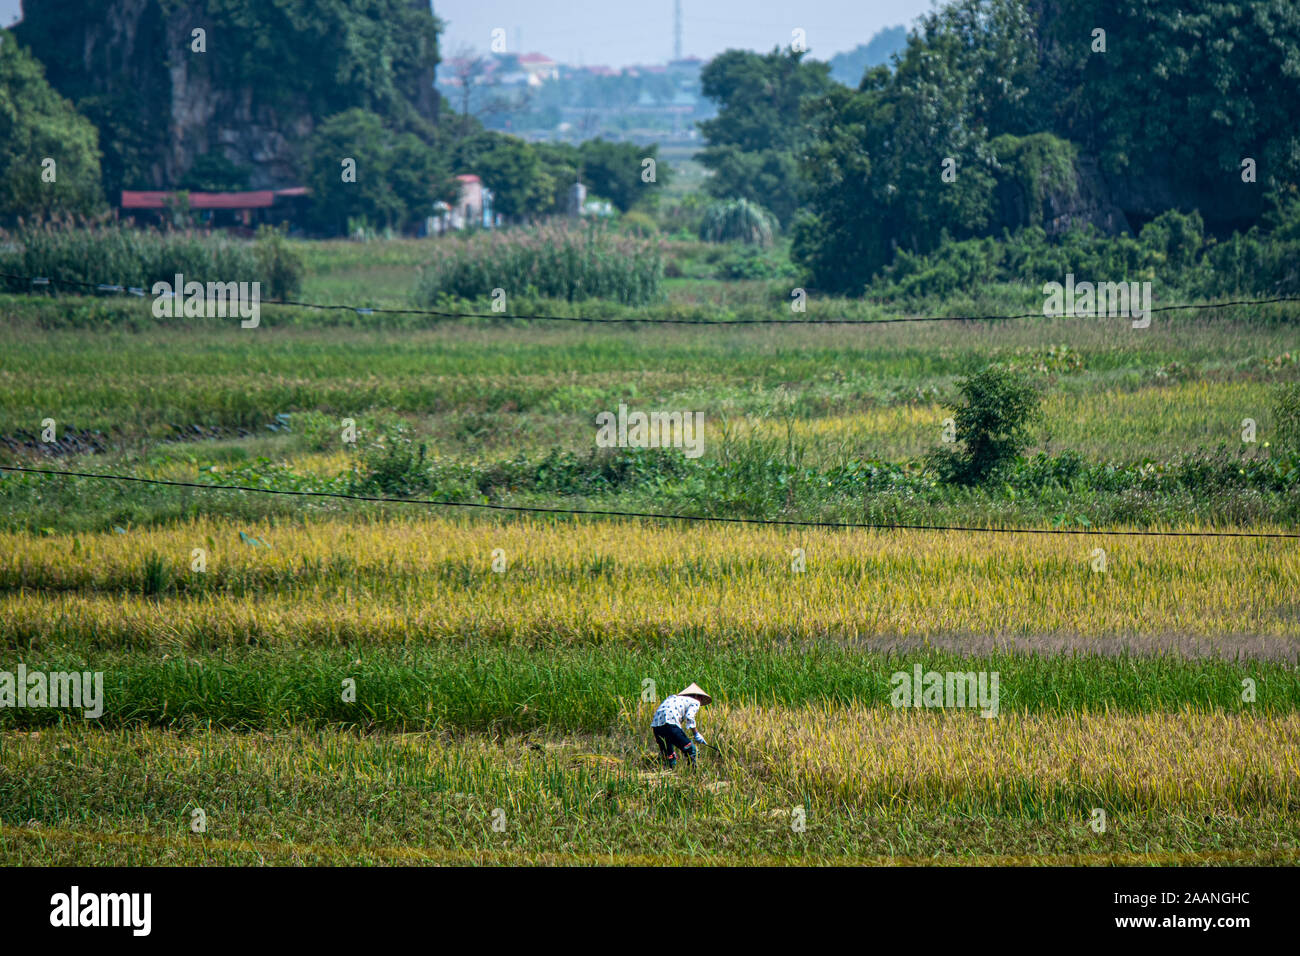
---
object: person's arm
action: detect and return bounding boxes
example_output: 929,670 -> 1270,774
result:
686,702 -> 705,743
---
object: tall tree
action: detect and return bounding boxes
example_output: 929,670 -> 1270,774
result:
0,33 -> 104,223
697,47 -> 833,226
578,139 -> 668,212
303,109 -> 456,235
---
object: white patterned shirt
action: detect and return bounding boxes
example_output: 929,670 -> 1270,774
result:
651,694 -> 701,730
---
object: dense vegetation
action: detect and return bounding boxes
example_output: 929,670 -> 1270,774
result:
0,221 -> 304,298
786,0 -> 1300,293
0,33 -> 103,221
414,226 -> 663,306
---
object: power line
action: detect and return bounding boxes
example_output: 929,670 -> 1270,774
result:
2,465 -> 1296,539
2,271 -> 1298,326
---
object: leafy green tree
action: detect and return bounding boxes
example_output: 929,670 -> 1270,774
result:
794,0 -> 1300,294
456,133 -> 551,222
578,139 -> 668,212
698,48 -> 833,225
1038,0 -> 1300,217
696,147 -> 797,229
0,33 -> 104,223
792,1 -> 1038,292
794,64 -> 1000,293
532,141 -> 581,215
931,366 -> 1042,485
304,109 -> 455,235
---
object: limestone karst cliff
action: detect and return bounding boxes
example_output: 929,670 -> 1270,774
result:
15,0 -> 441,194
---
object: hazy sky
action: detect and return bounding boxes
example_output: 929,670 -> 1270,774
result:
0,1 -> 936,66
435,1 -> 935,66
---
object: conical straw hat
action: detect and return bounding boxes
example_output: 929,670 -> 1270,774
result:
678,683 -> 712,705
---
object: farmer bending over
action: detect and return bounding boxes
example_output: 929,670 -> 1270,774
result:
651,683 -> 711,769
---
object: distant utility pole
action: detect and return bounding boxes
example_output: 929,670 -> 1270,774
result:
673,0 -> 682,60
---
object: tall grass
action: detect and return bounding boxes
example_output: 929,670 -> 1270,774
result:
415,224 -> 663,306
0,220 -> 302,297
698,198 -> 779,246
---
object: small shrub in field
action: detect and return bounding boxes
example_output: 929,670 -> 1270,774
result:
292,411 -> 346,453
698,199 -> 778,246
253,224 -> 305,299
415,224 -> 663,307
931,366 -> 1042,485
714,246 -> 796,280
349,421 -> 429,497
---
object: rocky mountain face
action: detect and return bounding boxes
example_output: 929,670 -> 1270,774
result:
994,148 -> 1262,241
16,0 -> 440,192
991,154 -> 1131,238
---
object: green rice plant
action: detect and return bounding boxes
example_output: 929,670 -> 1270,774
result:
2,637 -> 1299,733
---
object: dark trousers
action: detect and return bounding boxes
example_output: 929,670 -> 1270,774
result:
653,723 -> 696,767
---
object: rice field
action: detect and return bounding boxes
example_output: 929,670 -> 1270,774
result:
2,708 -> 1297,866
1,248 -> 1298,866
2,518 -> 1298,648
2,513 -> 1298,864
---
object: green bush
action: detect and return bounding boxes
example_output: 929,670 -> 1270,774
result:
869,209 -> 1300,304
930,366 -> 1042,485
415,224 -> 663,307
1138,209 -> 1204,272
714,246 -> 797,280
1194,231 -> 1300,297
349,420 -> 429,497
617,210 -> 659,238
253,224 -> 305,299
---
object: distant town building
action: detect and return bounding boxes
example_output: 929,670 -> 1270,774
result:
436,49 -> 713,144
516,53 -> 559,86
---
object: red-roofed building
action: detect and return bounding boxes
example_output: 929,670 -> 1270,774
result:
516,52 -> 558,86
120,188 -> 309,229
